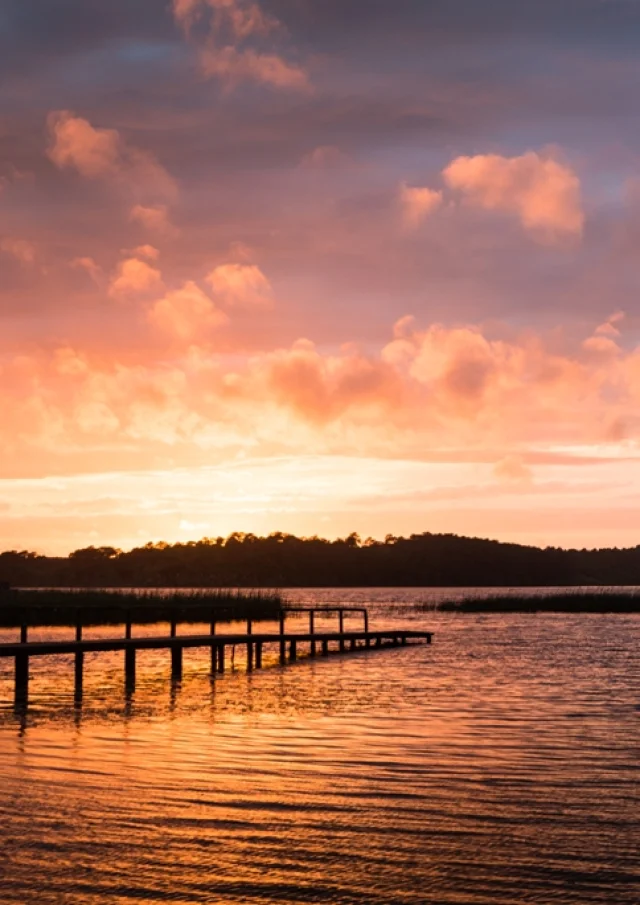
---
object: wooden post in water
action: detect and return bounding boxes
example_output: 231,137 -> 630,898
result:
309,610 -> 316,657
170,615 -> 177,638
125,612 -> 132,640
14,653 -> 29,704
339,609 -> 345,651
255,642 -> 263,669
322,639 -> 329,656
125,647 -> 136,692
210,615 -> 216,673
20,623 -> 28,645
171,645 -> 182,682
74,615 -> 83,702
364,610 -> 370,648
217,644 -> 225,674
350,638 -> 356,650
279,611 -> 286,664
289,639 -> 297,662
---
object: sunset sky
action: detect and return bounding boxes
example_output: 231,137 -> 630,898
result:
2,1 -> 640,554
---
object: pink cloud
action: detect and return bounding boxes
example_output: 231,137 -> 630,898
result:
0,238 -> 37,265
47,111 -> 177,201
206,262 -> 273,308
443,151 -> 584,240
173,0 -> 309,91
399,183 -> 443,229
129,204 -> 177,236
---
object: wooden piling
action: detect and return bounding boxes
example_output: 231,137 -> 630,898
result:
171,645 -> 182,681
322,639 -> 329,656
20,624 -> 28,645
247,642 -> 253,671
217,644 -> 225,674
339,610 -> 345,651
74,651 -> 84,701
279,612 -> 286,664
15,653 -> 28,703
255,642 -> 263,668
289,639 -> 297,661
309,611 -> 316,657
125,647 -> 136,691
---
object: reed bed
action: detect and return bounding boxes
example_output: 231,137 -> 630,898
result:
427,591 -> 640,613
0,588 -> 284,628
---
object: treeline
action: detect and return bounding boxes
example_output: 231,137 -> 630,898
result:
2,531 -> 640,588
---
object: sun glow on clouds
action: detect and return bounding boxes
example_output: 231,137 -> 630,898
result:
3,1 -> 640,553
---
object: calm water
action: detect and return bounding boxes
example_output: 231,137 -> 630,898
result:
0,589 -> 638,904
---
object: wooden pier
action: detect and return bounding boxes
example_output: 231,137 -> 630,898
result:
0,607 -> 432,706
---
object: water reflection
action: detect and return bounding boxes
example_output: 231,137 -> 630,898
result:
0,595 -> 638,904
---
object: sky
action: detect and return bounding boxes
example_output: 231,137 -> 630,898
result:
2,0 -> 640,554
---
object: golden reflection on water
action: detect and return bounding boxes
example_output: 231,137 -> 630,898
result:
0,593 -> 638,904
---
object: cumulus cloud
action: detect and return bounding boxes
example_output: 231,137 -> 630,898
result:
300,145 -> 349,170
206,262 -> 273,308
443,151 -> 584,240
148,281 -> 228,340
129,204 -> 177,236
399,183 -> 443,229
47,111 -> 177,201
108,256 -> 163,300
0,238 -> 37,265
71,256 -> 102,283
173,0 -> 309,91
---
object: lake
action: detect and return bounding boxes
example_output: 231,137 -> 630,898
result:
0,589 -> 638,904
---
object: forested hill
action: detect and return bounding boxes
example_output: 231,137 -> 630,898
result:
2,532 -> 640,588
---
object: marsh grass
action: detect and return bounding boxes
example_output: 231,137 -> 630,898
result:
0,588 -> 283,627
424,591 -> 640,613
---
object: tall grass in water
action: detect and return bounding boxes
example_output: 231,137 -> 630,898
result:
425,591 -> 640,613
0,588 -> 284,627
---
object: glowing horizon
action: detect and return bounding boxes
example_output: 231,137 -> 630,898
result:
2,1 -> 640,554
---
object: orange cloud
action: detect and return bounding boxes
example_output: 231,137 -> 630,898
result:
0,238 -> 37,265
47,111 -> 177,201
443,151 -> 584,240
148,281 -> 228,340
206,262 -> 273,308
173,0 -> 309,91
129,204 -> 177,236
108,256 -> 163,299
70,256 -> 102,283
399,183 -> 443,229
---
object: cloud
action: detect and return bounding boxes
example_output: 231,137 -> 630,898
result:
70,256 -> 102,283
206,262 -> 273,308
399,182 -> 443,229
300,145 -> 349,169
108,256 -> 163,299
443,151 -> 584,240
0,238 -> 37,265
129,204 -> 177,236
148,281 -> 228,340
173,0 -> 309,91
47,111 -> 177,201
493,455 -> 533,484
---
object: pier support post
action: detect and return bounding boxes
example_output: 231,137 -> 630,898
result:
74,651 -> 84,702
217,644 -> 225,674
322,639 -> 328,656
289,639 -> 297,662
247,642 -> 253,672
309,611 -> 316,657
20,624 -> 28,644
210,618 -> 217,673
339,610 -> 345,651
125,648 -> 136,692
376,635 -> 382,648
350,638 -> 356,650
364,610 -> 370,647
170,617 -> 177,638
255,642 -> 263,669
125,613 -> 132,640
15,654 -> 29,704
171,645 -> 183,682
279,612 -> 286,665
